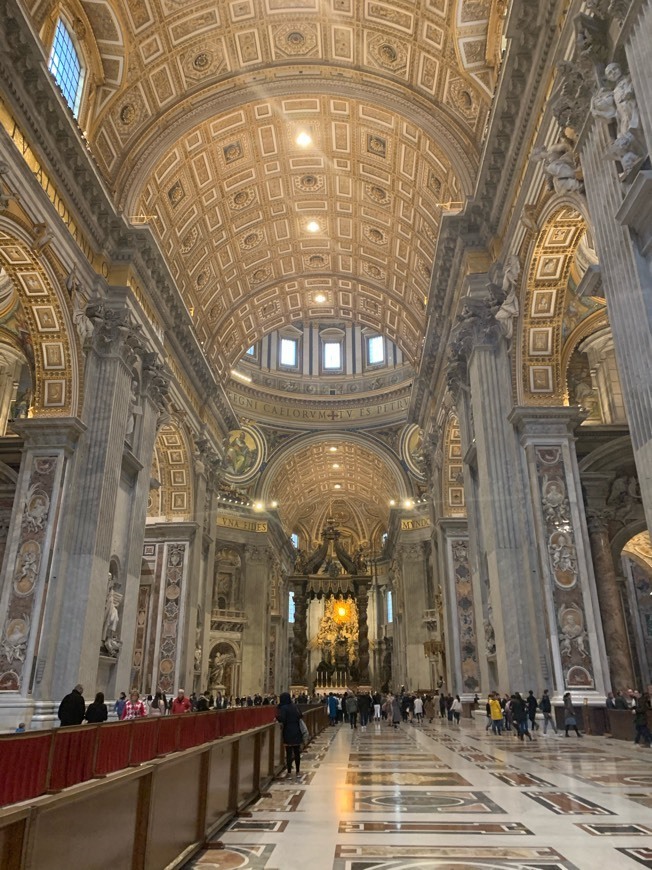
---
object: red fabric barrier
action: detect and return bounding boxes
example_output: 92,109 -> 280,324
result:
0,706 -> 279,806
128,718 -> 160,766
93,722 -> 130,776
178,713 -> 198,750
156,715 -> 180,756
0,732 -> 52,805
49,726 -> 96,791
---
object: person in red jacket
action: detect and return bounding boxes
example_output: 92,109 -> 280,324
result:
121,690 -> 147,720
171,688 -> 192,714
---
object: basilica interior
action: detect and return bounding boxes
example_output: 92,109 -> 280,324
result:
0,0 -> 651,743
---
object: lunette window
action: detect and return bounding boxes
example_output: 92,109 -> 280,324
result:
48,19 -> 84,118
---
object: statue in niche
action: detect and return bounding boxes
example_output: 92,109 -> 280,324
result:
532,139 -> 583,194
354,545 -> 368,574
102,576 -> 123,657
125,379 -> 142,443
294,549 -> 307,574
484,605 -> 496,657
210,651 -> 236,688
72,289 -> 94,345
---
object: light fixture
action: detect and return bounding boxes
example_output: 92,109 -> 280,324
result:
403,499 -> 413,509
296,130 -> 312,148
271,500 -> 278,508
334,483 -> 342,489
315,293 -> 326,303
389,499 -> 396,506
332,463 -> 340,469
329,446 -> 338,453
337,606 -> 347,617
254,502 -> 264,511
306,220 -> 320,233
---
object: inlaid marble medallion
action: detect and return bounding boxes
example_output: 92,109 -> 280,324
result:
339,820 -> 534,835
333,844 -> 579,869
345,789 -> 506,813
345,770 -> 469,786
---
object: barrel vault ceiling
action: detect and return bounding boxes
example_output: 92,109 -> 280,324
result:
26,0 -> 505,536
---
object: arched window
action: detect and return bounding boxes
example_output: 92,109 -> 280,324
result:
48,18 -> 85,118
386,590 -> 393,624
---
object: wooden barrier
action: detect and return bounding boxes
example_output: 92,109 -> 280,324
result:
0,705 -> 327,870
0,706 -> 276,806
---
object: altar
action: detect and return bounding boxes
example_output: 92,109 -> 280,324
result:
289,518 -> 372,693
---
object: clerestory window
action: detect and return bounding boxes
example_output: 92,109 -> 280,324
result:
48,18 -> 85,118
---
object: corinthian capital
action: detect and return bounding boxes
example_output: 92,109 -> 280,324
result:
86,301 -> 144,366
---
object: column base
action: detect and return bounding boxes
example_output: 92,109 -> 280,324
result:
0,696 -> 58,731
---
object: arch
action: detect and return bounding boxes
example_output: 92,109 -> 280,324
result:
515,198 -> 606,405
258,430 -> 410,540
147,420 -> 194,521
0,218 -> 79,417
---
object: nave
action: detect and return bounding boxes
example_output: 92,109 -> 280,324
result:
188,716 -> 652,870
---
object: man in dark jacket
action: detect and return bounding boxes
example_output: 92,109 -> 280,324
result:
58,684 -> 85,726
526,690 -> 539,731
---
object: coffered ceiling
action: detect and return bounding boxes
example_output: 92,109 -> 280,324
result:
260,435 -> 408,540
24,0 -> 502,381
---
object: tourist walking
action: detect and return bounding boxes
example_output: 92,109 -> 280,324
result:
358,692 -> 372,730
413,695 -> 424,724
391,694 -> 401,728
424,695 -> 435,724
58,684 -> 85,727
489,693 -> 503,735
633,692 -> 652,747
451,695 -> 462,724
276,691 -> 304,778
373,691 -> 382,721
511,693 -> 533,741
540,689 -> 557,734
121,690 -> 147,719
346,693 -> 359,729
327,692 -> 338,725
563,692 -> 582,737
527,690 -> 539,731
84,692 -> 108,723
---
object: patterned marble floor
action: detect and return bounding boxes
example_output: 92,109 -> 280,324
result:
186,714 -> 652,869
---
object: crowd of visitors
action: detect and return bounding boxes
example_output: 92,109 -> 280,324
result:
14,682 -> 652,752
54,685 -> 285,727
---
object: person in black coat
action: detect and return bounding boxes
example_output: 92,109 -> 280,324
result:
84,692 -> 108,724
276,691 -> 304,777
58,684 -> 85,726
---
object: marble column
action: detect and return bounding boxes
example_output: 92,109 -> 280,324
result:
199,466 -> 221,692
355,579 -> 370,685
45,294 -> 166,700
449,304 -> 547,692
0,417 -> 85,730
582,472 -> 636,692
511,408 -> 609,700
291,579 -> 308,689
397,541 -> 432,691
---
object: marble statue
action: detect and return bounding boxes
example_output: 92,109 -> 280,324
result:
532,140 -> 583,194
494,254 -> 521,340
210,651 -> 235,687
559,605 -> 589,659
102,579 -> 122,657
125,379 -> 142,441
605,63 -> 639,138
72,289 -> 94,345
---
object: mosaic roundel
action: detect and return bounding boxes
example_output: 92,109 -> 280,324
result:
400,423 -> 425,481
223,425 -> 266,484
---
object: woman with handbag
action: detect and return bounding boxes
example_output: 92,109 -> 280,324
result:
276,692 -> 304,778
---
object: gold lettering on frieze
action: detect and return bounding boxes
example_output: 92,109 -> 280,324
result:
226,391 -> 410,422
401,517 -> 430,531
217,515 -> 267,533
0,100 -> 102,271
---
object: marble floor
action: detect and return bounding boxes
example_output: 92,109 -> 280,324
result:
186,714 -> 652,870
